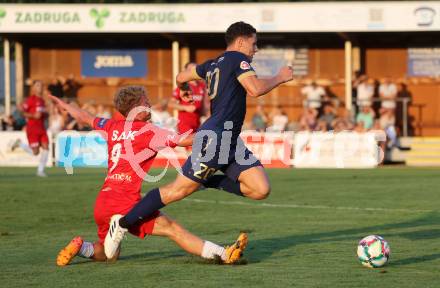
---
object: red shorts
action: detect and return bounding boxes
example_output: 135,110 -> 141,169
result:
26,129 -> 49,148
93,189 -> 160,244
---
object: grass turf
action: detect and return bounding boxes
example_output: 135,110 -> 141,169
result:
0,167 -> 439,287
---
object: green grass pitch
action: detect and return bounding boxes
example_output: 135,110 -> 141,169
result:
0,167 -> 439,287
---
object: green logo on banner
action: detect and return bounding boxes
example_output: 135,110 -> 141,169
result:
90,8 -> 109,28
0,9 -> 5,26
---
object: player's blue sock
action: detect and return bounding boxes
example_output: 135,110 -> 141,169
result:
120,188 -> 164,228
204,175 -> 244,197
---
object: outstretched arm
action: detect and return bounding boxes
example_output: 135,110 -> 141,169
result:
239,66 -> 294,98
48,95 -> 95,127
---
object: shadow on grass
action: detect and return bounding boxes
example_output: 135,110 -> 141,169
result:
392,253 -> 440,266
67,251 -> 186,266
395,229 -> 440,240
119,251 -> 184,261
249,212 -> 440,266
70,213 -> 440,267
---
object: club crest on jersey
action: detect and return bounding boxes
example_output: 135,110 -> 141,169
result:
240,61 -> 251,70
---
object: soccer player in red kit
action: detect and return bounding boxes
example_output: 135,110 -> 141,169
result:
53,86 -> 247,266
13,80 -> 50,177
170,62 -> 209,135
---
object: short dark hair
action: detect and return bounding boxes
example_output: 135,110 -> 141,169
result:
113,86 -> 148,117
225,21 -> 256,46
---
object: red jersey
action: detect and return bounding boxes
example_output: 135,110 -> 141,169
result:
93,117 -> 179,205
173,81 -> 206,132
23,95 -> 46,131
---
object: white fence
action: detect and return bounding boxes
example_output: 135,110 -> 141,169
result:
0,131 -> 54,167
0,130 -> 383,168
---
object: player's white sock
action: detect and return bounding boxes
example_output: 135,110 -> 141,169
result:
201,241 -> 226,261
78,241 -> 94,258
19,142 -> 33,155
38,149 -> 49,173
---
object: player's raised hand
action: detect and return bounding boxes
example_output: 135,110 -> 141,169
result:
278,66 -> 294,83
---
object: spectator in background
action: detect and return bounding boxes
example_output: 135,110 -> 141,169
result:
356,75 -> 374,108
48,104 -> 66,136
322,85 -> 340,109
13,107 -> 26,130
267,105 -> 288,132
379,108 -> 398,148
299,107 -> 318,131
65,101 -> 91,131
396,82 -> 413,135
352,70 -> 363,97
1,106 -> 27,131
63,74 -> 82,99
251,104 -> 268,132
151,99 -> 174,130
66,119 -> 91,131
319,103 -> 337,131
96,104 -> 111,119
24,78 -> 33,98
379,77 -> 398,115
354,121 -> 367,133
332,109 -> 355,132
1,115 -> 16,131
356,105 -> 375,131
169,62 -> 207,135
81,101 -> 97,116
301,81 -> 325,110
48,76 -> 64,98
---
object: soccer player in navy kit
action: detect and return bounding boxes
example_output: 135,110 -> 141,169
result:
105,21 -> 294,258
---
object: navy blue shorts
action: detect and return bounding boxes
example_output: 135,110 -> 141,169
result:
181,129 -> 262,184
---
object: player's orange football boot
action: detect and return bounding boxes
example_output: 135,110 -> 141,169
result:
56,236 -> 83,266
223,232 -> 248,264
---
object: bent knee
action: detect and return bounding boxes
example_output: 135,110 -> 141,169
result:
248,184 -> 271,200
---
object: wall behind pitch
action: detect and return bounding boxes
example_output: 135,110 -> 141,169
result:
29,48 -> 173,106
366,48 -> 440,130
28,46 -> 440,135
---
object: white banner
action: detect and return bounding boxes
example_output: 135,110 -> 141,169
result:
0,130 -> 382,169
293,131 -> 382,168
241,131 -> 293,168
0,131 -> 53,167
0,2 -> 439,33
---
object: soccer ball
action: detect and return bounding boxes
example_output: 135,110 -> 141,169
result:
357,235 -> 390,268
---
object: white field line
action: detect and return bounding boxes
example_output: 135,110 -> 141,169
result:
183,198 -> 434,213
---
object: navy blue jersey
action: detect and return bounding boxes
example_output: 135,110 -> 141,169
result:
194,51 -> 256,137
